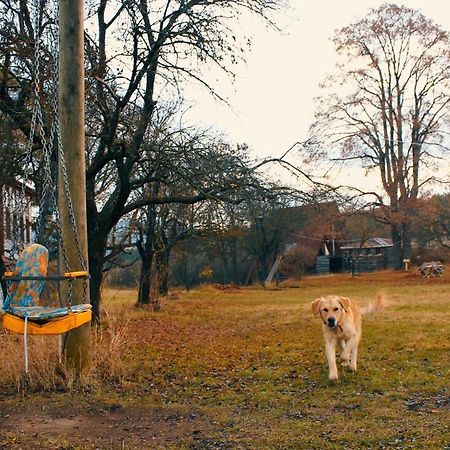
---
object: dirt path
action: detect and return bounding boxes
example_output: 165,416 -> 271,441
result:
0,398 -> 210,449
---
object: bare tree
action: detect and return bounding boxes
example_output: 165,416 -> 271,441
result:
308,3 -> 450,268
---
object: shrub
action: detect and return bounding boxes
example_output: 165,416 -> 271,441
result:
279,247 -> 317,279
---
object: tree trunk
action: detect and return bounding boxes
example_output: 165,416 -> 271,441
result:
137,256 -> 152,305
136,205 -> 157,307
156,248 -> 170,297
221,255 -> 230,284
181,254 -> 190,290
88,240 -> 106,322
391,223 -> 403,269
401,221 -> 412,261
230,241 -> 241,285
257,257 -> 267,284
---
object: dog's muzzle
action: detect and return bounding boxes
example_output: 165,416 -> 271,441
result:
327,317 -> 337,328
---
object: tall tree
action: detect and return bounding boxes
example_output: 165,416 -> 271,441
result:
309,3 -> 450,268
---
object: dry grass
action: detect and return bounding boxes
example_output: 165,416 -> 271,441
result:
0,302 -> 133,392
0,269 -> 449,448
0,333 -> 62,392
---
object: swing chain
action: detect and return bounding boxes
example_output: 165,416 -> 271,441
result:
56,132 -> 88,273
30,5 -> 72,278
12,0 -> 44,258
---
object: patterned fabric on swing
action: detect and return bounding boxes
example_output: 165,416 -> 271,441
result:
7,303 -> 92,321
3,244 -> 48,311
2,244 -> 91,321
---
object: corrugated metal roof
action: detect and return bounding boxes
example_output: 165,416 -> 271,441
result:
341,237 -> 393,250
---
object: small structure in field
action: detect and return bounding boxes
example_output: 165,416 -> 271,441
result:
340,238 -> 396,273
418,261 -> 445,278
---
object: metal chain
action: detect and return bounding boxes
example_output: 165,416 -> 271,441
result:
32,46 -> 70,273
32,23 -> 46,244
55,133 -> 88,272
11,0 -> 43,259
32,49 -> 74,304
39,108 -> 70,272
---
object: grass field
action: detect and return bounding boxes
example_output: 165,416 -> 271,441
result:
0,270 -> 449,449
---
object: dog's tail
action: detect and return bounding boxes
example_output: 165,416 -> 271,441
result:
360,292 -> 385,316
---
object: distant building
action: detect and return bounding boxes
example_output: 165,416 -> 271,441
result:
340,237 -> 396,272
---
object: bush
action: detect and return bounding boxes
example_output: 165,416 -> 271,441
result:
412,245 -> 450,265
279,247 -> 317,279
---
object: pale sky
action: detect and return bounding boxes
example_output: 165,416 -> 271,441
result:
183,0 -> 450,191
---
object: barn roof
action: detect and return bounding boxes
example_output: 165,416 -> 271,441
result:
340,237 -> 393,250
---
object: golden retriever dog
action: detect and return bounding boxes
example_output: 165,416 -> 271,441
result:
311,294 -> 385,382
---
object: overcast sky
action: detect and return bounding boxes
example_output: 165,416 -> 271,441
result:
183,0 -> 450,190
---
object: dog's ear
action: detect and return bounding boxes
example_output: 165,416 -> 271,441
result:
338,297 -> 351,312
311,298 -> 322,316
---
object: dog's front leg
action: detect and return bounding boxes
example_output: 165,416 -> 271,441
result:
325,338 -> 338,381
350,345 -> 358,372
342,335 -> 359,372
339,339 -> 350,367
349,337 -> 360,372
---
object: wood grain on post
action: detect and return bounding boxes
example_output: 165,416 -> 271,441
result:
58,0 -> 91,373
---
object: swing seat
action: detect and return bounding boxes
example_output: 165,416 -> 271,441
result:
3,308 -> 91,335
1,244 -> 91,334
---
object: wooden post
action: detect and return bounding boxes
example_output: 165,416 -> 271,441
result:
264,255 -> 283,288
58,0 -> 91,372
0,184 -> 4,256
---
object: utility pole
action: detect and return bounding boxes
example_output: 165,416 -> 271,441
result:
58,0 -> 91,372
255,216 -> 265,284
331,224 -> 335,256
